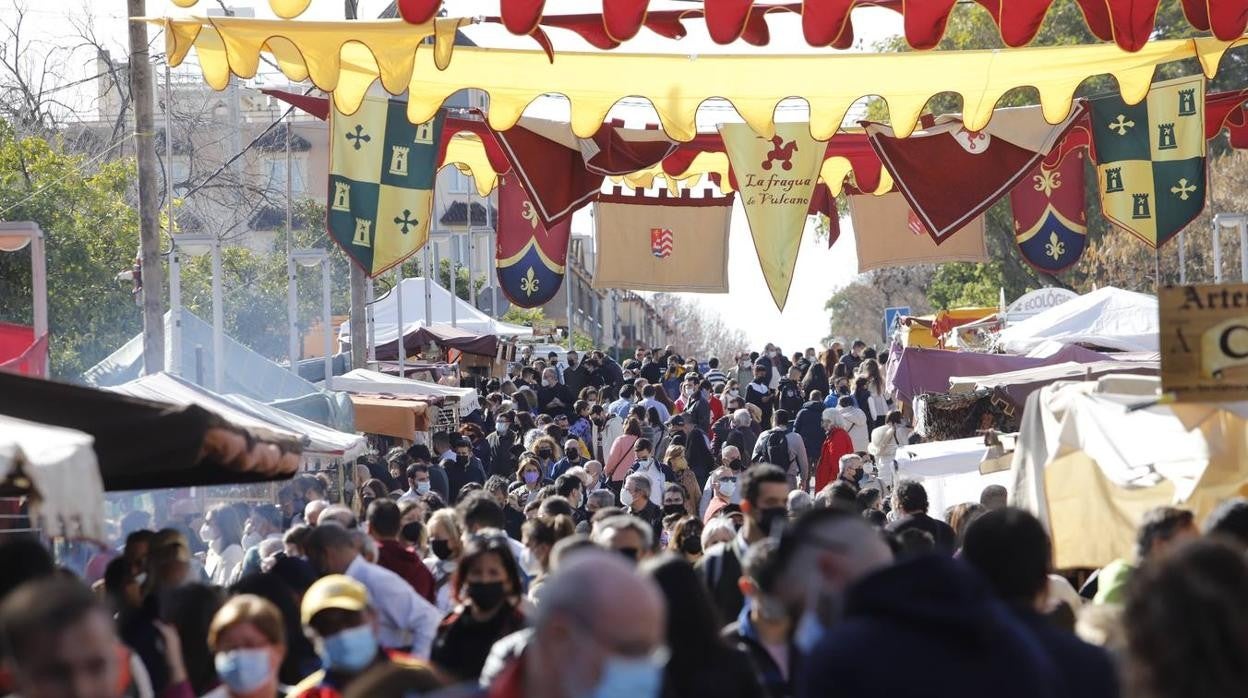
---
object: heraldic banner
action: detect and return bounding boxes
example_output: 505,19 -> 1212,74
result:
1091,75 -> 1206,249
720,122 -> 824,311
592,190 -> 734,293
496,174 -> 572,308
1012,144 -> 1089,273
328,97 -> 445,276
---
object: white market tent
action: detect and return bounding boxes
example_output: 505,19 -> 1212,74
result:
109,373 -> 363,461
1011,375 -> 1248,569
996,286 -> 1159,354
338,277 -> 530,350
330,368 -> 481,417
0,415 -> 106,539
893,436 -> 1014,519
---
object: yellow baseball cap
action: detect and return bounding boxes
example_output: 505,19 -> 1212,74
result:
301,574 -> 369,625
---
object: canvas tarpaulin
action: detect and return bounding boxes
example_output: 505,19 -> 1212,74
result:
0,372 -> 301,491
375,323 -> 500,361
894,436 -> 1014,519
158,17 -> 1246,143
331,368 -> 480,417
889,344 -> 1113,403
0,415 -> 105,539
996,286 -> 1160,354
1011,377 -> 1248,569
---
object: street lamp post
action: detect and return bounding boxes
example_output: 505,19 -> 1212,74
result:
170,233 -> 223,391
292,248 -> 333,388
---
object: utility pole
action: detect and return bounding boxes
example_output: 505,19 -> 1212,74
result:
345,0 -> 368,369
128,0 -> 165,374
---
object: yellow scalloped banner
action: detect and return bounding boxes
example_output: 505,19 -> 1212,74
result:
167,0 -> 312,18
160,15 -> 1244,141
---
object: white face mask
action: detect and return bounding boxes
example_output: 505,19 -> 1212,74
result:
241,531 -> 263,550
718,480 -> 736,498
199,524 -> 218,542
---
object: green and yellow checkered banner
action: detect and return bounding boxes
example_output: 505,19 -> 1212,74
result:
1091,75 -> 1206,249
328,97 -> 445,276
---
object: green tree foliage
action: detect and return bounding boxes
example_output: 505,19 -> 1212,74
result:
848,0 -> 1244,320
502,306 -> 545,327
0,122 -> 141,378
174,198 -> 352,363
436,257 -> 486,302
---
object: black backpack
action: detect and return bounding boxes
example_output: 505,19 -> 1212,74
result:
754,428 -> 791,468
778,379 -> 803,412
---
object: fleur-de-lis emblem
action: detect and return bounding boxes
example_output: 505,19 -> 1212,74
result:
1033,168 -> 1061,197
1045,231 -> 1066,261
520,201 -> 538,230
520,267 -> 540,297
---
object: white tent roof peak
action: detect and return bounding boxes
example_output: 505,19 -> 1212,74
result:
338,277 -> 530,348
997,286 -> 1158,354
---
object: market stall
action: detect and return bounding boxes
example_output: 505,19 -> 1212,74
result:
331,367 -> 480,418
894,435 -> 1015,520
1011,375 -> 1248,569
995,286 -> 1159,354
0,372 -> 301,491
0,415 -> 105,539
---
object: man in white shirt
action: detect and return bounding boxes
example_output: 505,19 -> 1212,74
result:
303,522 -> 441,657
836,394 -> 871,453
638,384 -> 671,422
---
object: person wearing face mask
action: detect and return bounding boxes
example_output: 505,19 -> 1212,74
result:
202,503 -> 246,587
702,466 -> 738,522
567,400 -> 593,447
368,499 -> 436,605
423,510 -> 464,614
487,411 -> 521,479
546,437 -> 585,481
667,515 -> 705,563
815,410 -> 855,493
302,523 -> 442,660
696,465 -> 790,623
723,539 -> 799,698
205,595 -> 288,698
620,474 -> 665,545
514,455 -> 550,500
400,461 -> 448,509
562,350 -> 590,397
641,555 -> 765,698
627,439 -> 673,509
663,445 -> 702,517
291,575 -> 441,698
430,535 -> 529,682
441,437 -> 487,506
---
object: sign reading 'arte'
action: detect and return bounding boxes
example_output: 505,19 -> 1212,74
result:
1159,283 -> 1248,401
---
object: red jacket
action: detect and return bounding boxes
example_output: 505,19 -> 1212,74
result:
816,428 -> 854,492
376,538 -> 436,604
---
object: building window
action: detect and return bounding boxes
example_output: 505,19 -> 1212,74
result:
448,169 -> 471,194
266,157 -> 306,196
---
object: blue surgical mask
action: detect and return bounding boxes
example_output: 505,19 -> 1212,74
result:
416,481 -> 431,495
590,652 -> 667,698
214,648 -> 273,694
793,609 -> 827,655
496,422 -> 509,435
318,624 -> 378,673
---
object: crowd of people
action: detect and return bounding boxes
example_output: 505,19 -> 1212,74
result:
2,342 -> 1247,698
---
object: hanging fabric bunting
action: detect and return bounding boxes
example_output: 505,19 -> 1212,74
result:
719,122 -> 825,311
495,175 -> 572,308
592,188 -> 734,293
1091,75 -> 1206,249
1012,146 -> 1089,274
849,193 -> 988,273
490,118 -> 676,228
864,103 -> 1086,244
328,96 -> 444,277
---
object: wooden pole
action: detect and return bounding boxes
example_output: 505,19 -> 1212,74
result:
127,0 -> 165,373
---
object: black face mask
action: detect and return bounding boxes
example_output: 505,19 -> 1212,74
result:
756,506 -> 789,537
617,547 -> 640,562
401,522 -> 422,543
431,539 -> 454,560
680,536 -> 703,555
537,449 -> 553,460
663,503 -> 685,517
566,452 -> 580,463
466,580 -> 507,612
456,455 -> 471,466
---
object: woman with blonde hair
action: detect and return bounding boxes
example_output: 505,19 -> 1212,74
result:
514,454 -> 549,500
529,435 -> 562,480
423,508 -> 464,613
664,445 -> 702,516
205,595 -> 287,698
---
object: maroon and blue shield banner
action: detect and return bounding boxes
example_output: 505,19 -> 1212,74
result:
496,175 -> 571,308
1012,145 -> 1088,274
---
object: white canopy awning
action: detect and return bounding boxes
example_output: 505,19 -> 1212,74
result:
894,436 -> 1013,518
109,373 -> 361,457
996,286 -> 1159,354
338,277 -> 530,349
330,368 -> 480,417
0,415 -> 105,539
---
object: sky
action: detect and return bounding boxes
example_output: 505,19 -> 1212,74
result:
4,0 -> 902,351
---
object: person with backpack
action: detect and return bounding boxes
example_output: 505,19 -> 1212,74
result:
777,367 -> 805,414
750,409 -> 810,493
